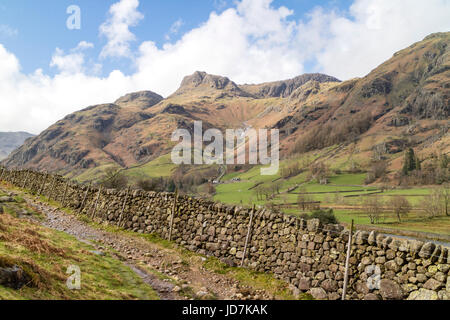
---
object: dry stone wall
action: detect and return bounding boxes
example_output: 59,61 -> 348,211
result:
1,168 -> 449,300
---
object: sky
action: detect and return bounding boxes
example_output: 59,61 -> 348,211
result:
0,0 -> 449,134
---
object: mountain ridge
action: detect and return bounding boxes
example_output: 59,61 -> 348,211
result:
2,32 -> 449,183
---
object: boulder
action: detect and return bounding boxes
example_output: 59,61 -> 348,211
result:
419,242 -> 435,258
0,265 -> 31,290
423,278 -> 444,291
379,279 -> 403,300
320,279 -> 338,292
306,219 -> 320,232
298,278 -> 311,291
364,293 -> 381,300
309,287 -> 328,300
407,289 -> 439,300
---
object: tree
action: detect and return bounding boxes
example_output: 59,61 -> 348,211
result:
365,160 -> 388,184
440,184 -> 449,216
100,168 -> 128,189
363,197 -> 383,224
136,179 -> 158,191
402,148 -> 417,175
422,190 -> 442,219
415,157 -> 422,171
207,183 -> 216,195
421,185 -> 449,218
389,196 -> 411,223
441,154 -> 449,169
297,188 -> 313,211
310,162 -> 329,182
167,179 -> 176,193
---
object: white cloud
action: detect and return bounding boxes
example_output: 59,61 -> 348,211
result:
134,0 -> 304,94
165,19 -> 184,40
0,24 -> 18,38
99,0 -> 143,59
50,42 -> 96,75
0,0 -> 449,134
75,41 -> 94,51
297,0 -> 450,80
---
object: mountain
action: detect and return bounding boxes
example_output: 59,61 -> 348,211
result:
0,132 -> 35,160
2,32 -> 449,182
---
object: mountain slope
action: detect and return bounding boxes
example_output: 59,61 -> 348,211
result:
2,72 -> 339,177
0,132 -> 35,160
2,32 -> 449,182
274,32 -> 449,172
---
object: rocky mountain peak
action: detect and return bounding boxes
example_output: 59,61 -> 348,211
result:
114,91 -> 163,109
241,73 -> 341,98
175,71 -> 242,95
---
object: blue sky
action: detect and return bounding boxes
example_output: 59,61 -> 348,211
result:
0,0 -> 448,134
0,0 -> 352,76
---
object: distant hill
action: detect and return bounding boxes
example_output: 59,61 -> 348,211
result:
0,132 -> 35,160
2,32 -> 449,183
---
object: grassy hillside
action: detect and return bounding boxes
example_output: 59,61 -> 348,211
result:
0,190 -> 159,300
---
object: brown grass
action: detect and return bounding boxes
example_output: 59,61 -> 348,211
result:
0,214 -> 67,257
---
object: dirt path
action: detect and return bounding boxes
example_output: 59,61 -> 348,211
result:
19,193 -> 275,300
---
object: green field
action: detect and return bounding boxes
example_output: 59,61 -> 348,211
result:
124,154 -> 177,179
214,164 -> 449,235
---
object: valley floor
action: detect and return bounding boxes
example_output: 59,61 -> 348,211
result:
0,183 -> 303,300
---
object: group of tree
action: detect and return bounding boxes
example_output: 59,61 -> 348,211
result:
365,159 -> 389,184
422,185 -> 449,218
293,111 -> 373,154
402,148 -> 421,175
308,162 -> 330,183
296,188 -> 318,211
362,195 -> 411,223
362,184 -> 449,224
254,181 -> 283,201
280,162 -> 302,179
399,149 -> 449,185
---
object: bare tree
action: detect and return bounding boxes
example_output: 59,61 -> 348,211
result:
363,197 -> 383,224
389,196 -> 411,223
297,188 -> 314,211
439,184 -> 449,216
422,189 -> 442,219
421,185 -> 450,218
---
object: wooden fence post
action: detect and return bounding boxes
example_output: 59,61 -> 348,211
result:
11,171 -> 16,185
91,186 -> 103,219
38,173 -> 48,195
48,176 -> 56,200
22,171 -> 30,189
61,181 -> 70,207
118,187 -> 130,227
168,189 -> 178,241
342,219 -> 354,300
79,182 -> 92,214
241,204 -> 255,267
30,172 -> 38,194
0,168 -> 5,181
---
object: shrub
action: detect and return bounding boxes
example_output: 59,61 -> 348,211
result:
309,209 -> 339,225
100,168 -> 128,189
